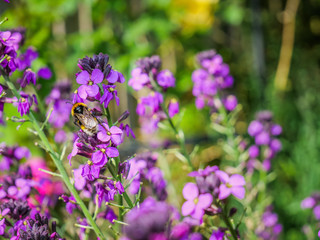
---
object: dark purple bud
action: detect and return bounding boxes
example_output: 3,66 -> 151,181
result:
117,110 -> 130,123
78,53 -> 112,79
229,207 -> 238,217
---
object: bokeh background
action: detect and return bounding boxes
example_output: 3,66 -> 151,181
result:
1,0 -> 320,239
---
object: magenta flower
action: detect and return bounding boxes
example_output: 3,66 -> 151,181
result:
37,67 -> 52,79
97,123 -> 123,146
301,196 -> 316,209
0,218 -> 5,235
100,84 -> 119,108
248,145 -> 259,158
156,70 -> 175,88
168,99 -> 179,118
73,166 -> 86,190
20,68 -> 36,88
81,161 -> 101,181
91,144 -> 119,167
210,229 -> 225,240
128,68 -> 149,91
76,69 -> 103,99
7,178 -> 31,199
223,95 -> 237,111
107,69 -> 125,84
248,120 -> 263,136
181,182 -> 213,221
15,92 -> 36,116
216,170 -> 245,200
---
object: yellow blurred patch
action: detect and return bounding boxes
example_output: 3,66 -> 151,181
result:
170,0 -> 219,34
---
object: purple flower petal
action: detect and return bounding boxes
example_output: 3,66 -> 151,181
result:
91,69 -> 104,83
97,131 -> 111,143
78,85 -> 88,99
111,135 -> 122,146
191,205 -> 205,221
229,174 -> 245,186
86,84 -> 99,97
181,200 -> 196,216
215,170 -> 229,183
197,193 -> 213,209
106,147 -> 119,158
218,184 -> 231,200
110,126 -> 122,134
76,71 -> 90,84
92,151 -> 103,164
231,186 -> 245,199
182,182 -> 199,201
107,69 -> 119,83
8,186 -> 17,196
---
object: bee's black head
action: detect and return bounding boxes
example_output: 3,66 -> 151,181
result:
74,104 -> 84,114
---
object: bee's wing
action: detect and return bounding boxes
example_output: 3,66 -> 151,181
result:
76,108 -> 98,129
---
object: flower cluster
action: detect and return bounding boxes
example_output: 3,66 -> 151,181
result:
75,53 -> 124,106
301,193 -> 320,221
0,143 -> 30,170
128,55 -> 179,133
247,111 -> 282,171
182,166 -> 245,224
192,50 -> 236,111
127,152 -> 168,201
0,144 -> 64,238
255,206 -> 283,240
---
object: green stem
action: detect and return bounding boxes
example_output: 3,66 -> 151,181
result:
3,75 -> 106,240
106,163 -> 134,209
217,201 -> 238,240
148,74 -> 194,170
161,101 -> 194,170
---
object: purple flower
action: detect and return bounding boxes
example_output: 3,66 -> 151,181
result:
107,69 -> 125,84
0,218 -> 5,235
15,92 -> 36,116
81,161 -> 101,181
168,99 -> 179,118
124,197 -> 171,240
189,166 -> 218,177
96,182 -> 117,206
156,70 -> 175,88
7,178 -> 31,199
120,123 -> 136,140
301,196 -> 316,209
78,53 -> 112,79
19,69 -> 36,88
314,205 -> 320,220
73,165 -> 86,190
209,229 -> 225,240
270,139 -> 282,152
223,95 -> 237,111
255,131 -> 270,145
248,145 -> 259,158
17,47 -> 38,70
128,68 -> 150,91
248,120 -> 263,136
0,31 -> 22,50
100,84 -> 119,108
37,67 -> 52,79
216,170 -> 245,200
76,69 -> 103,99
91,144 -> 119,167
54,129 -> 67,143
97,207 -> 117,224
97,123 -> 123,146
181,182 -> 213,221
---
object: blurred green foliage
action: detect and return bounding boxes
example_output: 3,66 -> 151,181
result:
1,0 -> 320,239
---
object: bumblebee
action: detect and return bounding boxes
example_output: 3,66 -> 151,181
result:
71,103 -> 99,136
